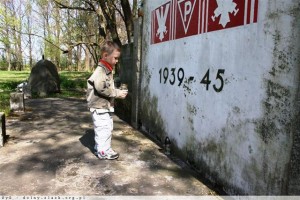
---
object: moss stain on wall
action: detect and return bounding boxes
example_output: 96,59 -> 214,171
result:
285,1 -> 300,195
139,84 -> 166,143
253,2 -> 300,194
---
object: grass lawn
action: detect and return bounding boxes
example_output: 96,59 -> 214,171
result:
0,70 -> 91,115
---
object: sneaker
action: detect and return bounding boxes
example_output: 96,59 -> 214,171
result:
97,148 -> 119,160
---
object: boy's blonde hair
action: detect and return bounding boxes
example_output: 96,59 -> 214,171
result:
100,41 -> 121,57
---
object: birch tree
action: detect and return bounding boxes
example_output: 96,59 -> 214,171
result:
0,1 -> 12,70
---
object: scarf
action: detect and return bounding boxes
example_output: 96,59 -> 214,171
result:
100,59 -> 113,72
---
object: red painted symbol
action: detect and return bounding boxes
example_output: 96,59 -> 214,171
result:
207,0 -> 259,32
151,1 -> 173,44
175,0 -> 199,39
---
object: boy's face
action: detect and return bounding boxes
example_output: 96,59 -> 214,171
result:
102,49 -> 121,67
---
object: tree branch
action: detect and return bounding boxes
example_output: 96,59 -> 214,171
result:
11,27 -> 66,52
52,0 -> 96,12
68,41 -> 98,48
112,1 -> 125,22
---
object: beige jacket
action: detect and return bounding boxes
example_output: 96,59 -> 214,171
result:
86,64 -> 122,112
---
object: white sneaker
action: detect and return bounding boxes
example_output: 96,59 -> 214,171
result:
97,148 -> 119,160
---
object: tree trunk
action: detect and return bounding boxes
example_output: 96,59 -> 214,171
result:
132,0 -> 138,18
84,46 -> 91,72
67,9 -> 72,70
3,0 -> 12,71
26,0 -> 33,69
54,6 -> 61,70
98,0 -> 121,46
76,46 -> 81,71
6,45 -> 11,71
120,0 -> 134,43
28,17 -> 33,68
17,20 -> 23,71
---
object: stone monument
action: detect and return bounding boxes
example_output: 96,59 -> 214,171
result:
27,59 -> 60,97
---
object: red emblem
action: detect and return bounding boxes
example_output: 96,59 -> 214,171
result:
175,0 -> 200,39
151,1 -> 173,44
207,0 -> 259,32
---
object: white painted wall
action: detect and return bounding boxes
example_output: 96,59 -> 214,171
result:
140,0 -> 300,194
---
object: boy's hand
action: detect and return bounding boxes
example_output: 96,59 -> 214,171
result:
119,90 -> 128,99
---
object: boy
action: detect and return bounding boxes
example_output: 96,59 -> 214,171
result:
87,41 -> 128,160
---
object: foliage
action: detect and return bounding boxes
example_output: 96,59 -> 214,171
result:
0,55 -> 8,70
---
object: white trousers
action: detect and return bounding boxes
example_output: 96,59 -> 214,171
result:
92,112 -> 113,153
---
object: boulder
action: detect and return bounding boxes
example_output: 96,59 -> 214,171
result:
27,59 -> 60,97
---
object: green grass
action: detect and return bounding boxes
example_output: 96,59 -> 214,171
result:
0,71 -> 29,115
60,71 -> 91,91
0,70 -> 91,116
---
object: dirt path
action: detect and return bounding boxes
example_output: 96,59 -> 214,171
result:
0,98 -> 221,196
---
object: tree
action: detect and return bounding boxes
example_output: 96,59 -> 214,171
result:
53,0 -> 135,46
0,0 -> 24,71
25,0 -> 33,68
53,3 -> 61,69
11,0 -> 24,70
0,1 -> 12,70
120,0 -> 134,42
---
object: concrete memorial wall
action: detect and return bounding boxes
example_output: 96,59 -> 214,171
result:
139,0 -> 300,195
